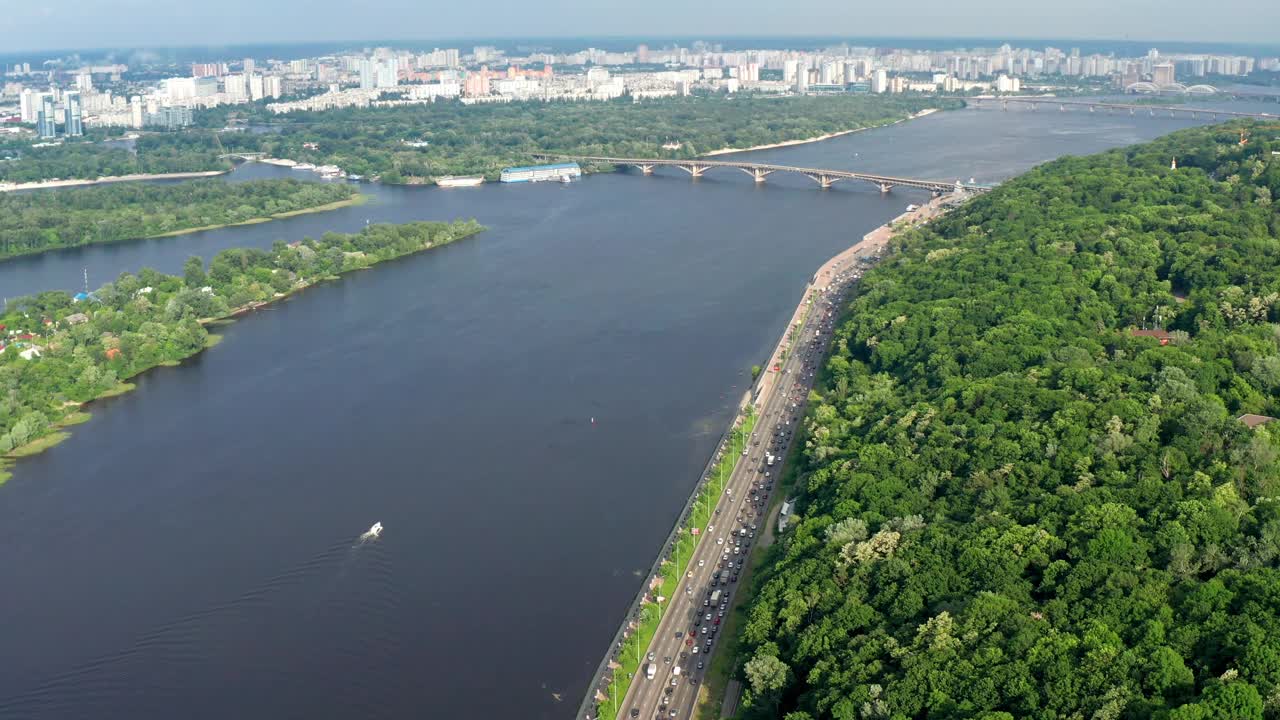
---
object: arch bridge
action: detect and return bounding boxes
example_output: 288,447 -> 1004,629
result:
531,154 -> 989,194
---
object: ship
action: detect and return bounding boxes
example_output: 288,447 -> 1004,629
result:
436,176 -> 485,188
292,163 -> 316,171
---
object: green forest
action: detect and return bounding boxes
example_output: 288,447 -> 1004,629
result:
0,134 -> 229,184
214,94 -> 956,181
0,219 -> 482,477
734,121 -> 1280,720
1,95 -> 955,184
0,179 -> 359,260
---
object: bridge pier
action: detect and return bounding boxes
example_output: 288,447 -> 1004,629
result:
635,164 -> 655,175
738,167 -> 774,183
678,164 -> 709,178
878,183 -> 893,194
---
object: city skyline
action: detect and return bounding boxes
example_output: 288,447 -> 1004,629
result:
3,0 -> 1280,54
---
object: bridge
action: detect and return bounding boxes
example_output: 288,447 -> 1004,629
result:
970,97 -> 1277,120
531,154 -> 989,194
218,152 -> 266,161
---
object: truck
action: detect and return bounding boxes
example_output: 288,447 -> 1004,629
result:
710,589 -> 722,605
645,663 -> 656,680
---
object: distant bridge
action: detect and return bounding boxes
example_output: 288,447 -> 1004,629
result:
971,97 -> 1276,120
531,154 -> 990,194
218,152 -> 266,161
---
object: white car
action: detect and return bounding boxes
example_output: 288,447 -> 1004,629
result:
698,559 -> 704,567
717,538 -> 724,545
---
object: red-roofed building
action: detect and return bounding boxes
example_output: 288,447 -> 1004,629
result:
1238,414 -> 1276,429
1131,328 -> 1174,346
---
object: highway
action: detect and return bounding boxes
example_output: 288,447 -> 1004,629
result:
610,246 -> 876,720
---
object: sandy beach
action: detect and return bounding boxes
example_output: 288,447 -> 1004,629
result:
701,107 -> 941,158
0,170 -> 228,193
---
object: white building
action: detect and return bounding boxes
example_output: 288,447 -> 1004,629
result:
871,69 -> 889,93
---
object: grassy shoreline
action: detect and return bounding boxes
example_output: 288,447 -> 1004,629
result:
1,220 -> 482,480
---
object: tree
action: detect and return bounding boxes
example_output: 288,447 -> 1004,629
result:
183,256 -> 207,289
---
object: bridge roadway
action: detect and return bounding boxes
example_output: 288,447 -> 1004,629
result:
971,96 -> 1278,120
531,154 -> 987,194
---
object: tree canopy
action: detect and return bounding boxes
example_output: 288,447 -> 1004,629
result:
734,120 -> 1280,720
0,178 -> 357,260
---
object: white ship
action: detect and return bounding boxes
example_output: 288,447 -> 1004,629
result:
292,163 -> 316,171
436,176 -> 485,188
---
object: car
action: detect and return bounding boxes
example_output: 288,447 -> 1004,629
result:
631,709 -> 640,718
691,645 -> 699,654
686,637 -> 694,646
681,651 -> 689,660
676,631 -> 683,638
697,660 -> 705,669
732,574 -> 739,582
701,626 -> 707,635
648,652 -> 656,662
716,537 -> 724,545
665,687 -> 673,696
664,656 -> 671,664
715,617 -> 721,625
671,677 -> 678,686
704,612 -> 712,621
698,559 -> 704,567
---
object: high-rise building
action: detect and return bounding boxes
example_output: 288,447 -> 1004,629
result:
37,95 -> 57,138
375,59 -> 397,88
248,74 -> 265,101
63,91 -> 83,136
129,96 -> 144,129
637,44 -> 649,63
243,58 -> 256,74
794,65 -> 809,93
871,69 -> 888,94
75,73 -> 93,92
783,60 -> 799,85
19,88 -> 38,123
262,75 -> 283,98
1152,63 -> 1175,86
223,73 -> 247,100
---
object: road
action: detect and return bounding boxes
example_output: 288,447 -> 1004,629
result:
603,195 -> 953,720
612,255 -> 879,720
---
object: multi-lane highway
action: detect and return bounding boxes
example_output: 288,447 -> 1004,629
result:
612,249 -> 878,720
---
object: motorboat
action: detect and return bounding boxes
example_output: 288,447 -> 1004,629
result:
361,522 -> 383,540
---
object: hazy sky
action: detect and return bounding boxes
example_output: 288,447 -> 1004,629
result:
3,0 -> 1278,53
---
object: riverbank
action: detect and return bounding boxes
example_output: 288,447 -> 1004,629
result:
147,194 -> 369,238
700,107 -> 942,157
0,170 -> 229,193
0,220 -> 483,484
690,191 -> 960,720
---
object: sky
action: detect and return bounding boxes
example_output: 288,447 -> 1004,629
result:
2,0 -> 1279,54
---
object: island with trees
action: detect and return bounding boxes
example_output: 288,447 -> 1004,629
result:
732,121 -> 1280,719
0,133 -> 230,184
1,95 -> 958,185
0,178 -> 362,261
0,218 -> 483,483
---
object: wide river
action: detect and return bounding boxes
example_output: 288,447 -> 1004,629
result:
0,100 -> 1271,720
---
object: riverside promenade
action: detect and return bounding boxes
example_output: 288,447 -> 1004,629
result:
750,193 -> 954,416
584,191 -> 962,720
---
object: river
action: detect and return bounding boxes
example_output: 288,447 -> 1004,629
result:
0,101 -> 1264,720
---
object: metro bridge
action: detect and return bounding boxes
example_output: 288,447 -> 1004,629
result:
970,97 -> 1277,120
531,154 -> 989,194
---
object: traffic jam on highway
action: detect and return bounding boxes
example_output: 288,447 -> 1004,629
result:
622,254 -> 875,720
